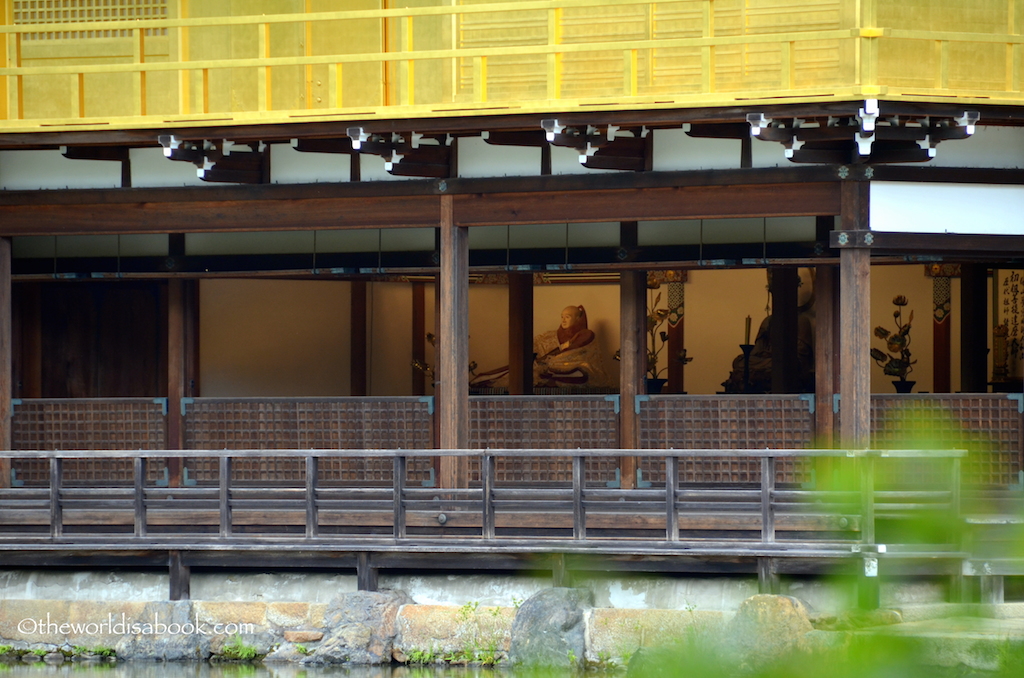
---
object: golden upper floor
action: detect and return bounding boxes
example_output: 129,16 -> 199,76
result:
1,0 -> 1021,133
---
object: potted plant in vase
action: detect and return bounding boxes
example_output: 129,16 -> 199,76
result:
871,295 -> 917,393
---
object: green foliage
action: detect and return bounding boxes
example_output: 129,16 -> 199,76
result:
218,635 -> 259,662
0,647 -> 11,656
407,647 -> 437,664
457,600 -> 479,621
512,596 -> 524,609
30,649 -> 47,657
293,644 -> 308,656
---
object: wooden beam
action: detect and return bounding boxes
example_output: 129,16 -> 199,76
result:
0,169 -> 841,236
350,280 -> 368,396
166,280 -> 186,487
839,182 -> 870,450
455,183 -> 840,227
0,239 -> 10,488
438,195 -> 469,488
508,272 -> 533,395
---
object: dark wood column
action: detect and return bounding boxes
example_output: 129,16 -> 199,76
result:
814,264 -> 838,447
770,267 -> 799,393
438,194 -> 469,488
838,181 -> 871,449
0,239 -> 10,488
167,279 -> 186,486
961,264 -> 989,393
508,272 -> 534,395
618,222 -> 645,489
350,280 -> 368,396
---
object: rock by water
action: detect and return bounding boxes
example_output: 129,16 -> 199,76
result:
508,587 -> 593,670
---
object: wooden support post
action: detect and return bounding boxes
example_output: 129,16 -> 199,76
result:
0,239 -> 10,489
619,223 -> 644,490
508,272 -> 534,395
49,457 -> 62,538
814,264 -> 838,450
482,453 -> 495,539
438,194 -> 469,488
758,558 -> 779,594
840,181 -> 877,610
357,552 -> 378,592
552,553 -> 572,588
770,267 -> 799,393
134,457 -> 146,538
167,280 -> 186,487
761,456 -> 776,544
305,456 -> 318,538
981,576 -> 1005,604
572,455 -> 585,539
169,550 -> 190,601
839,182 -> 871,450
393,455 -> 407,539
666,455 -> 679,541
219,456 -> 232,537
961,264 -> 989,393
351,280 -> 368,396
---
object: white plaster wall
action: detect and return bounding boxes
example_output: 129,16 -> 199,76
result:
0,149 -> 121,190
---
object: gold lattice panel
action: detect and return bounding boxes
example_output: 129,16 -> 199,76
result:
183,398 -> 434,486
11,398 -> 166,486
14,0 -> 168,39
869,395 -> 1022,487
639,395 -> 815,484
468,396 -> 619,485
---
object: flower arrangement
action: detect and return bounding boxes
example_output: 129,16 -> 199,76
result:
871,295 -> 916,381
645,272 -> 692,380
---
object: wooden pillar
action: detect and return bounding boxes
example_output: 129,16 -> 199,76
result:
438,194 -> 469,488
619,270 -> 645,490
839,181 -> 871,450
770,267 -> 799,394
412,282 -> 426,396
839,181 -> 877,609
350,280 -> 368,396
167,279 -> 186,487
0,239 -> 10,489
814,265 -> 838,449
168,550 -> 190,601
961,264 -> 989,393
508,272 -> 533,395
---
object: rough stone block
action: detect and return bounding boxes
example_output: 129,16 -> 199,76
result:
393,604 -> 513,662
193,601 -> 268,629
268,602 -> 311,628
284,630 -> 324,643
0,600 -> 71,643
587,607 -> 725,663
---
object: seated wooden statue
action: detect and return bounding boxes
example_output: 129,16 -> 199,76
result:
471,304 -> 610,390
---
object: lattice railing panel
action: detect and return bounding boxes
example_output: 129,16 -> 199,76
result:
639,395 -> 815,484
469,396 -> 619,485
11,398 -> 166,486
870,394 -> 1022,487
183,398 -> 433,485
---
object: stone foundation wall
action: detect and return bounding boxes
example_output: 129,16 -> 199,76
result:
0,592 -> 726,666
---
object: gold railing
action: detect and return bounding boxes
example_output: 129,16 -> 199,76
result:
0,0 -> 867,132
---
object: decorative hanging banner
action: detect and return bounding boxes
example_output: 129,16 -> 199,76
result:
646,270 -> 687,328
